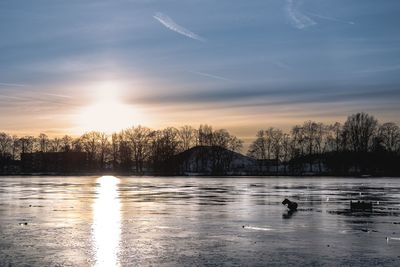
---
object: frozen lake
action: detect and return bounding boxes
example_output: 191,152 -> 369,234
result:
1,176 -> 400,266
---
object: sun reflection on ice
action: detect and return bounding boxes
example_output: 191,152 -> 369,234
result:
92,176 -> 121,267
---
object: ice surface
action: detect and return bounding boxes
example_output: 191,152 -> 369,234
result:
1,176 -> 400,266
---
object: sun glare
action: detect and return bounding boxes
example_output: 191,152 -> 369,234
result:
92,175 -> 121,267
75,81 -> 146,134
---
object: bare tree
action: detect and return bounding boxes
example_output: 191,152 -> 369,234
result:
38,133 -> 49,152
247,130 -> 267,160
118,131 -> 132,171
111,133 -> 120,169
11,135 -> 20,160
343,112 -> 378,153
212,129 -> 230,148
326,122 -> 342,152
271,128 -> 283,172
80,131 -> 102,168
49,137 -> 61,152
20,136 -> 35,154
228,135 -> 243,153
291,125 -> 304,158
98,132 -> 109,169
378,122 -> 400,152
124,126 -> 152,173
150,127 -> 181,172
0,132 -> 12,157
61,135 -> 73,152
178,125 -> 196,151
281,133 -> 291,173
198,124 -> 213,146
72,138 -> 83,152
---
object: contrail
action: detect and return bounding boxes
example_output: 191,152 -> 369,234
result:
306,12 -> 355,25
286,0 -> 316,30
188,71 -> 233,82
153,12 -> 206,42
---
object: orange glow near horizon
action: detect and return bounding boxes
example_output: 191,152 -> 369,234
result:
73,81 -> 147,134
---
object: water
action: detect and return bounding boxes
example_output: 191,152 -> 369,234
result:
1,176 -> 400,266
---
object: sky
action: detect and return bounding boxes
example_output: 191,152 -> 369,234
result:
1,0 -> 400,141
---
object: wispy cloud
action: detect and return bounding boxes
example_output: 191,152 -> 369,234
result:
0,82 -> 26,87
0,94 -> 26,100
133,83 -> 400,109
153,12 -> 206,42
355,65 -> 400,74
0,90 -> 76,108
285,0 -> 316,30
306,12 -> 355,25
271,61 -> 292,70
188,71 -> 233,82
41,93 -> 72,99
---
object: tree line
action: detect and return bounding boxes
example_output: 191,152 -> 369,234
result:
0,125 -> 243,173
247,112 -> 400,175
0,112 -> 399,175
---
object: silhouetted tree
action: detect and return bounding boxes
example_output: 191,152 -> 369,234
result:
302,121 -> 318,171
271,128 -> 283,172
291,125 -> 304,158
11,135 -> 20,160
178,125 -> 196,152
125,126 -> 151,173
210,129 -> 242,173
281,133 -> 291,173
111,133 -> 119,170
61,135 -> 73,152
20,136 -> 35,154
326,122 -> 342,152
150,127 -> 181,172
378,122 -> 400,152
0,132 -> 12,157
228,135 -> 243,153
99,132 -> 109,170
38,133 -> 49,152
80,131 -> 102,169
247,130 -> 268,160
49,137 -> 61,152
118,132 -> 132,171
343,112 -> 378,153
198,124 -> 213,146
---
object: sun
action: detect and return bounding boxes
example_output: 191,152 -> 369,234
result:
74,81 -> 146,134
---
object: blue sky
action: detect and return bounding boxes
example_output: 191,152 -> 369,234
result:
1,0 -> 400,139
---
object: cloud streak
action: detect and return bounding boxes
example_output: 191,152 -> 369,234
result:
306,12 -> 355,25
188,71 -> 234,82
0,90 -> 77,109
153,12 -> 205,42
41,93 -> 72,99
133,83 -> 400,108
355,65 -> 400,74
0,82 -> 26,87
286,0 -> 316,29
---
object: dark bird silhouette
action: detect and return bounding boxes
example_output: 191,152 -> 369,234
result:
282,198 -> 298,211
